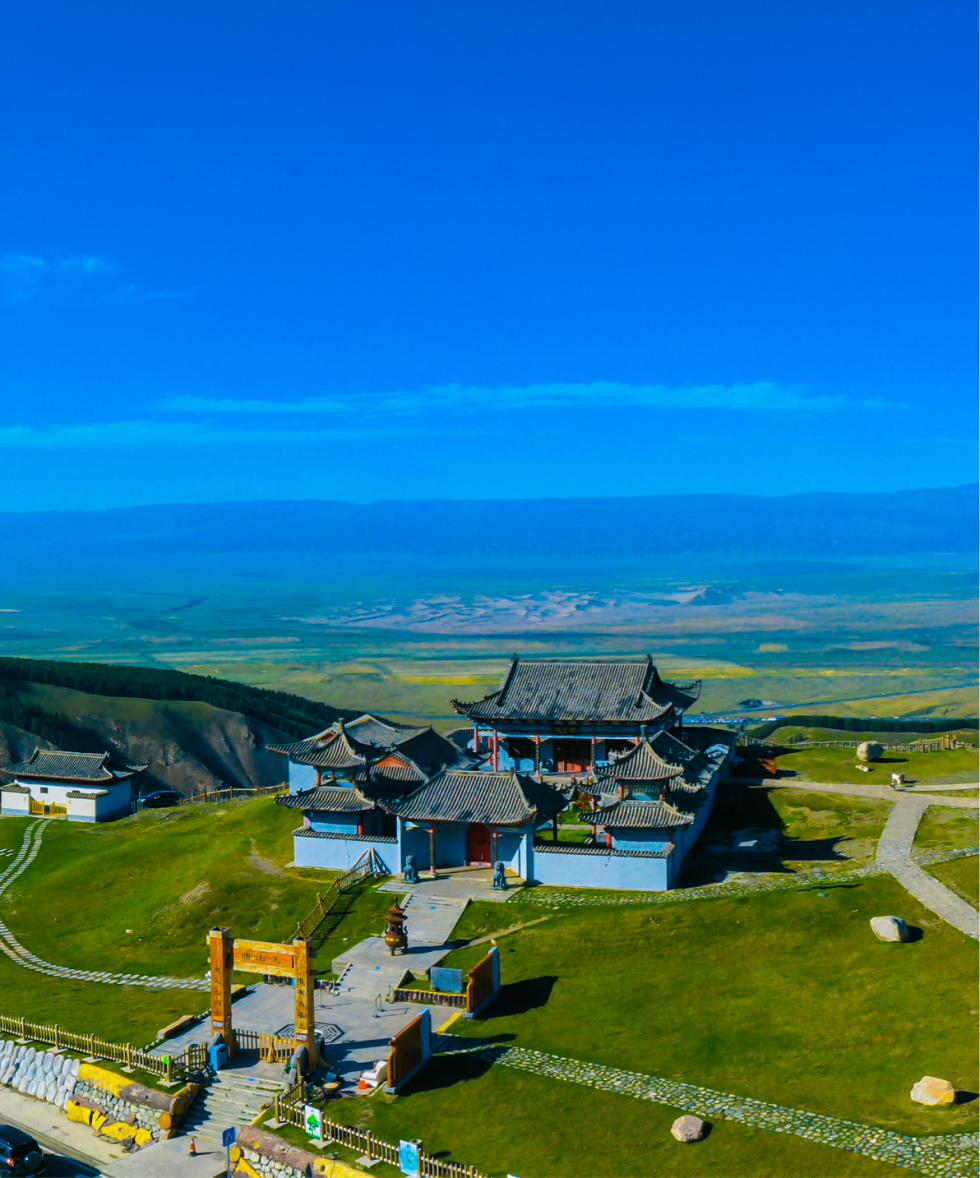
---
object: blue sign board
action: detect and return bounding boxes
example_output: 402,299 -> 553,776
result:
429,966 -> 464,993
399,1139 -> 421,1177
222,1127 -> 237,1147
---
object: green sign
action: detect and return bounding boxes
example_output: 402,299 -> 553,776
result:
304,1103 -> 323,1142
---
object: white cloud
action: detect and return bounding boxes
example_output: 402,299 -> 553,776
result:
156,381 -> 898,417
0,421 -> 445,449
0,252 -> 184,305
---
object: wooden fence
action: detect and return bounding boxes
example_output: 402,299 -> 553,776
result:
390,987 -> 466,1009
185,783 -> 289,805
0,1015 -> 207,1082
293,848 -> 388,940
786,735 -> 960,753
233,1029 -> 296,1062
274,1083 -> 486,1177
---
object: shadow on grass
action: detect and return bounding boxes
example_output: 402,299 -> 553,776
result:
476,975 -> 557,1019
680,781 -> 869,887
400,1051 -> 497,1095
954,1090 -> 978,1105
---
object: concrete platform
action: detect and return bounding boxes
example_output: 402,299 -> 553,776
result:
377,864 -> 521,903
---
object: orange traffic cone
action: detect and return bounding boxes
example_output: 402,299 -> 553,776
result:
189,1137 -> 197,1156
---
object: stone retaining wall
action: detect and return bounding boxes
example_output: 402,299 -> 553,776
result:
0,1042 -> 196,1153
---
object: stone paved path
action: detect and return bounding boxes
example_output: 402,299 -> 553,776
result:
0,821 -> 207,990
436,1037 -> 978,1178
876,795 -> 979,938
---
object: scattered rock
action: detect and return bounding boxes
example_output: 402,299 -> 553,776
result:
671,1115 -> 709,1142
911,1077 -> 956,1106
856,741 -> 884,763
870,916 -> 909,943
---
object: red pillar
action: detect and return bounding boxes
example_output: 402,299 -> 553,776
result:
492,729 -> 499,772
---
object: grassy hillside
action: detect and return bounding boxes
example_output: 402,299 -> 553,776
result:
0,656 -> 358,739
769,744 -> 979,786
764,725 -> 979,747
0,798 -> 393,985
925,854 -> 979,908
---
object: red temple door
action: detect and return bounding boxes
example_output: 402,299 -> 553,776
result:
466,823 -> 493,865
554,739 -> 590,772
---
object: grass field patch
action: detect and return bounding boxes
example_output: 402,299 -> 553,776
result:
914,806 -> 980,852
440,875 -> 978,1136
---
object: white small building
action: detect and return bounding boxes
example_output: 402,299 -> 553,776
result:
0,750 -> 147,822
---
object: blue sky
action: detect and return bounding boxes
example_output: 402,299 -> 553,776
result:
0,0 -> 974,510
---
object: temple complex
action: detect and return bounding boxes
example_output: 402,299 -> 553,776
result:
270,658 -> 733,889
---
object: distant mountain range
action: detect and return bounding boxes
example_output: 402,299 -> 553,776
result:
1,485 -> 976,559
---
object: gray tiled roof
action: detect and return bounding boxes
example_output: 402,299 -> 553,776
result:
451,657 -> 698,723
387,769 -> 567,826
276,785 -> 375,813
293,827 -> 397,845
0,784 -> 29,794
579,795 -> 698,829
347,715 -> 419,746
266,717 -> 471,781
266,726 -> 370,769
65,789 -> 108,800
0,750 -> 147,784
535,842 -> 669,859
596,738 -> 684,784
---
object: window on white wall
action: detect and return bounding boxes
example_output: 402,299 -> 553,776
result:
39,787 -> 48,794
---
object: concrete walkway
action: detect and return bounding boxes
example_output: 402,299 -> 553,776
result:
0,1083 -> 122,1173
875,794 -> 979,938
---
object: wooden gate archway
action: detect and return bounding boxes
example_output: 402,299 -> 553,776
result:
208,926 -> 314,1067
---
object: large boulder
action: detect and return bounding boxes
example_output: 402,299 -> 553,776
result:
857,741 -> 884,762
911,1077 -> 955,1106
870,916 -> 909,942
670,1115 -> 709,1142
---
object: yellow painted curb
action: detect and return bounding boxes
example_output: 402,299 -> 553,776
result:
438,1010 -> 464,1032
311,1158 -> 369,1178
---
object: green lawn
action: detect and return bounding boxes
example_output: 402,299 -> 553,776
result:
434,875 -> 979,1139
914,806 -> 980,851
685,781 -> 892,880
311,1059 -> 912,1178
0,798 -> 394,997
925,855 -> 979,908
771,745 -> 979,786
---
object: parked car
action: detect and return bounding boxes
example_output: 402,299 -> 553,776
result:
0,1127 -> 45,1175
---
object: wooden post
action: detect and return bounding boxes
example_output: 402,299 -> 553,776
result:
54,1025 -> 61,1051
292,937 -> 315,1071
208,926 -> 235,1058
365,1130 -> 373,1161
165,1054 -> 173,1084
535,733 -> 541,780
553,814 -> 558,843
428,825 -> 437,877
473,724 -> 479,756
492,729 -> 499,772
591,725 -> 596,773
